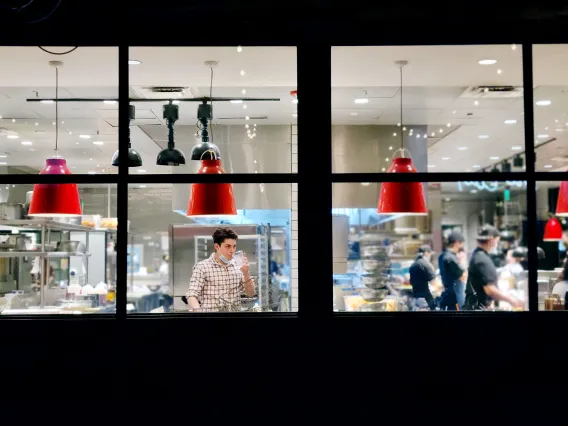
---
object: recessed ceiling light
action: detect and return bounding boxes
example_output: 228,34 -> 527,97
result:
93,141 -> 104,145
389,146 -> 393,150
237,45 -> 243,53
536,100 -> 551,106
472,165 -> 481,169
128,60 -> 142,65
7,135 -> 18,139
478,59 -> 498,65
79,135 -> 91,139
0,162 -> 6,165
474,101 -> 479,106
447,123 -> 451,127
361,182 -> 370,186
240,70 -> 246,76
431,132 -> 435,137
230,100 -> 243,104
504,119 -> 517,124
392,132 -> 397,137
241,89 -> 246,95
21,141 -> 32,145
497,69 -> 503,75
511,44 -> 517,50
537,134 -> 549,139
40,100 -> 54,104
245,116 -> 250,120
354,98 -> 369,104
442,157 -> 451,160
452,110 -> 456,114
137,169 -> 147,173
556,128 -> 565,132
349,112 -> 358,116
511,145 -> 522,151
490,156 -> 500,160
544,164 -> 553,169
458,146 -> 468,151
478,135 -> 489,139
439,128 -> 444,133
385,157 -> 389,162
87,171 -> 96,175
0,155 -> 6,158
103,100 -> 117,104
427,164 -> 436,168
11,119 -> 15,123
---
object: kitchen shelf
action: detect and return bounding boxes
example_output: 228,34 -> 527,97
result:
0,219 -> 94,232
0,251 -> 91,258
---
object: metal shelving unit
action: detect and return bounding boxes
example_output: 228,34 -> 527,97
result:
0,219 -> 104,309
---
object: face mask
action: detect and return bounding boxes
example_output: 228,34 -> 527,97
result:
219,254 -> 230,264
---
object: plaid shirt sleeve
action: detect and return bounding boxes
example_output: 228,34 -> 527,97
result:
186,262 -> 205,300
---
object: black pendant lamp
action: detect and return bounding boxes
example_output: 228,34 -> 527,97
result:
112,104 -> 143,167
191,102 -> 221,160
156,101 -> 186,166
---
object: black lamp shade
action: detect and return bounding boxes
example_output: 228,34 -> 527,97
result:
156,147 -> 186,166
112,148 -> 143,167
513,155 -> 524,168
190,142 -> 221,161
501,160 -> 512,172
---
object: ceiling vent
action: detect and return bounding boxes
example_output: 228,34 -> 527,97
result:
129,86 -> 195,99
460,86 -> 524,99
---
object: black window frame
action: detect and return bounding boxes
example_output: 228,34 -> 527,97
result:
0,33 -> 565,322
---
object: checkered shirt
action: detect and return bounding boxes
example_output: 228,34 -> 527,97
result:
186,253 -> 245,312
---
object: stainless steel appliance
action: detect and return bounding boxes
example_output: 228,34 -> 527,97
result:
169,224 -> 271,311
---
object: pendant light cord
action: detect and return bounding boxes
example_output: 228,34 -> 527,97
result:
399,65 -> 403,151
55,65 -> 59,153
209,66 -> 214,143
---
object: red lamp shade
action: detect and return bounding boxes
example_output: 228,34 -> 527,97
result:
377,156 -> 428,215
187,159 -> 237,216
556,178 -> 568,217
543,216 -> 563,241
28,158 -> 82,217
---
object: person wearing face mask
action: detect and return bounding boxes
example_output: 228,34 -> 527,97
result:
464,225 -> 524,310
409,245 -> 437,310
439,232 -> 467,311
186,227 -> 255,312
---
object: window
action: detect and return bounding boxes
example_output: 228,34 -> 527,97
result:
125,46 -> 298,314
332,45 -> 526,174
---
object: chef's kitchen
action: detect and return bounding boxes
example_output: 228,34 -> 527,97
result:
1,44 -> 568,315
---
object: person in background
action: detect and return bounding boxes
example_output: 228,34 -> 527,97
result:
409,245 -> 437,310
455,247 -> 469,310
552,261 -> 568,301
438,232 -> 466,311
186,227 -> 255,312
464,225 -> 524,310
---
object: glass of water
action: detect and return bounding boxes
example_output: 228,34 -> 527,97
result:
233,251 -> 245,268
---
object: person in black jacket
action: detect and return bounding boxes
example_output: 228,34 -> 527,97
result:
438,232 -> 466,311
409,245 -> 437,310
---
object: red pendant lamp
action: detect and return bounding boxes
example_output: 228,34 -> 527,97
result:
187,159 -> 237,216
543,215 -> 563,242
556,176 -> 568,217
377,60 -> 427,215
28,60 -> 82,218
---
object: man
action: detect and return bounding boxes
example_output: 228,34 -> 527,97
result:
464,225 -> 524,310
186,227 -> 255,312
438,232 -> 466,311
409,245 -> 437,310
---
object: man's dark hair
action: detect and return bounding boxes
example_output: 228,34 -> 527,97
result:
213,227 -> 238,246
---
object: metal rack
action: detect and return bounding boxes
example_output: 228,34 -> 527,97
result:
0,219 -> 101,309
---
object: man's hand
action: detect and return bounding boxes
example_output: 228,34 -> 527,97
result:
240,253 -> 250,277
510,297 -> 524,309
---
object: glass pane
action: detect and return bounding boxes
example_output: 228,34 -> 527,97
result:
536,181 -> 567,310
332,180 -> 529,312
0,47 -> 118,175
533,44 -> 568,172
332,45 -> 525,173
0,183 -> 117,315
128,47 -> 297,174
127,183 -> 296,313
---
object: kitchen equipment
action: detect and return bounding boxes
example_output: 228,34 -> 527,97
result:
362,259 -> 390,272
358,287 -> 388,302
544,293 -> 561,311
361,273 -> 389,289
0,203 -> 25,220
359,302 -> 387,312
6,234 -> 30,251
361,245 -> 388,258
56,241 -> 87,253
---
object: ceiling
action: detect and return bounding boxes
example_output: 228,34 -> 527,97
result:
0,45 -> 567,175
